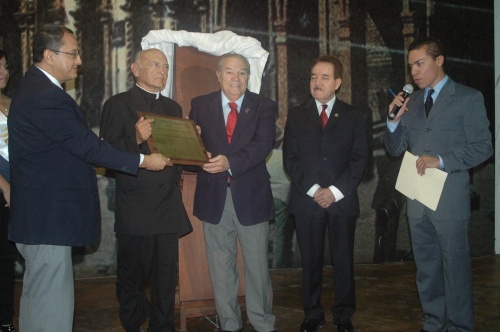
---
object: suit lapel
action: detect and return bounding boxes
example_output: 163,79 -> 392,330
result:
208,92 -> 230,146
427,78 -> 455,121
325,98 -> 346,130
303,99 -> 322,131
231,92 -> 257,145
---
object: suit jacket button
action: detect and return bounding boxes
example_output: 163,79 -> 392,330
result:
321,157 -> 327,161
425,128 -> 432,132
424,149 -> 431,153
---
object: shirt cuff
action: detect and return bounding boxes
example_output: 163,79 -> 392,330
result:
438,155 -> 444,170
329,185 -> 344,202
386,119 -> 400,132
307,184 -> 321,197
307,184 -> 344,202
139,154 -> 144,165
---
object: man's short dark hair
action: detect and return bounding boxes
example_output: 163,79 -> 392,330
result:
310,55 -> 343,80
408,36 -> 445,60
33,24 -> 74,63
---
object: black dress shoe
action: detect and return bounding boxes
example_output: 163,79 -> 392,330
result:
0,324 -> 16,332
300,317 -> 326,332
334,318 -> 354,332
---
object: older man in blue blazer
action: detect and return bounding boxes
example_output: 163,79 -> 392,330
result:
385,37 -> 492,332
8,24 -> 169,332
189,53 -> 277,332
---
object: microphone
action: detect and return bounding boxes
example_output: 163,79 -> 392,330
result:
388,84 -> 414,120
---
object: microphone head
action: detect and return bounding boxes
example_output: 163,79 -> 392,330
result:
402,84 -> 414,94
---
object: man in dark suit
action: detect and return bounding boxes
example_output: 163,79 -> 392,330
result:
99,48 -> 192,332
189,53 -> 276,332
283,55 -> 367,332
8,24 -> 169,331
385,37 -> 492,332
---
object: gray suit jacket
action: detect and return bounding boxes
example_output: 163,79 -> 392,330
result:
384,77 -> 492,220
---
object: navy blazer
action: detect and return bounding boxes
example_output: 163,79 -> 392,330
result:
8,65 -> 139,246
189,90 -> 276,225
384,78 -> 492,220
99,85 -> 192,237
283,98 -> 367,217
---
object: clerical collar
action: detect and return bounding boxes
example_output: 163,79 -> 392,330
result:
135,84 -> 160,99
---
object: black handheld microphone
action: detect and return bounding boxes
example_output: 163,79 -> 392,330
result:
388,84 -> 414,120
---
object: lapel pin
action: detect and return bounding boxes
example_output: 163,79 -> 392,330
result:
245,108 -> 250,113
334,113 -> 339,117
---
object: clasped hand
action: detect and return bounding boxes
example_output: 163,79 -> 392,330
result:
314,187 -> 336,209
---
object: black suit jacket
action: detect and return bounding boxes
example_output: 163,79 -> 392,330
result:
189,90 -> 276,225
99,85 -> 192,236
8,65 -> 140,246
283,98 -> 367,216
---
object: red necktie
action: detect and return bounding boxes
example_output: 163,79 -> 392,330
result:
227,102 -> 238,143
320,104 -> 328,128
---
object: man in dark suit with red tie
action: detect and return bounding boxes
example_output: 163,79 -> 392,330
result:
189,53 -> 277,332
283,55 -> 367,332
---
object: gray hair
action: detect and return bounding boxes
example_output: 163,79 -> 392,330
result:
216,53 -> 250,74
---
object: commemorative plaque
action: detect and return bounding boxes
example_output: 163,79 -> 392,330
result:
138,112 -> 209,166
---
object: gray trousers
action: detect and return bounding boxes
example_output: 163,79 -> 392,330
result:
16,244 -> 74,332
203,188 -> 275,332
409,214 -> 474,332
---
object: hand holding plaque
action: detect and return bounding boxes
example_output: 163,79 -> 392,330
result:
138,112 -> 209,166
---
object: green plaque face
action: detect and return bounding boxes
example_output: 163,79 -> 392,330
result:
138,112 -> 209,166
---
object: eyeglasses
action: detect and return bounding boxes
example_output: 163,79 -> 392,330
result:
49,49 -> 81,59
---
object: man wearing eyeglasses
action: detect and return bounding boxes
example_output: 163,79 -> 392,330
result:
99,49 -> 192,332
8,24 -> 170,331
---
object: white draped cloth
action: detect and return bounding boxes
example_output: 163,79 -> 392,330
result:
141,30 -> 269,97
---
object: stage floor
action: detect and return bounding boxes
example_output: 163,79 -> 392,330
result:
12,255 -> 500,331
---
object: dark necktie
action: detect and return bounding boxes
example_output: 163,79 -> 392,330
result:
227,102 -> 238,143
425,89 -> 434,117
320,104 -> 328,128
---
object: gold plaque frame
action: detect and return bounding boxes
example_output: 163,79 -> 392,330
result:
138,112 -> 209,166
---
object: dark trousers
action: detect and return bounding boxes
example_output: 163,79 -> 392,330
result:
294,212 -> 357,320
0,199 -> 17,325
116,233 -> 179,332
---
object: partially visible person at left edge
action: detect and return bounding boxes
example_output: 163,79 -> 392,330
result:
8,24 -> 169,331
0,49 -> 17,332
